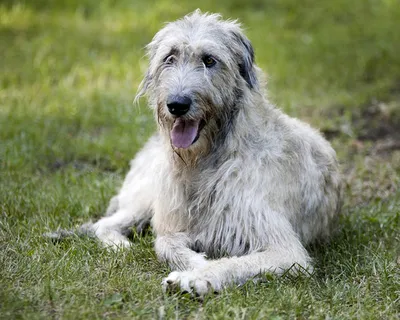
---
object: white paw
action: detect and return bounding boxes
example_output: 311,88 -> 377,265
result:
162,271 -> 219,297
102,237 -> 132,250
95,229 -> 132,250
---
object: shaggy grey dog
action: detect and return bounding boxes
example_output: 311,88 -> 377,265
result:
55,11 -> 342,296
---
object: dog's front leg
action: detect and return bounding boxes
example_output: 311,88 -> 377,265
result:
155,233 -> 208,272
162,240 -> 312,297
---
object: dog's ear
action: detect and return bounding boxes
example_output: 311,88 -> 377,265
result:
134,39 -> 159,103
134,70 -> 152,103
232,31 -> 258,89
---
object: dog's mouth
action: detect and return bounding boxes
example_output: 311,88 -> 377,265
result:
170,118 -> 206,149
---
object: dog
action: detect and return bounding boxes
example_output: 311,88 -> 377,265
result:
49,10 -> 342,297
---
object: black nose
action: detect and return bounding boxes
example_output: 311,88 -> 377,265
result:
167,96 -> 192,116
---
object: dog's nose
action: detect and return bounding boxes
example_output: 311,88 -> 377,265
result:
167,96 -> 192,116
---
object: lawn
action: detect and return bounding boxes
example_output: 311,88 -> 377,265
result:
1,0 -> 399,318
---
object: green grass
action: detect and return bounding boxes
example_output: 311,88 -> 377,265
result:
1,0 -> 400,318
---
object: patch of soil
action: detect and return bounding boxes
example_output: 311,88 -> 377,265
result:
331,99 -> 400,206
353,101 -> 400,142
321,98 -> 400,147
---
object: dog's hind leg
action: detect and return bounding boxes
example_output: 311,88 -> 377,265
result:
90,136 -> 162,248
46,135 -> 161,249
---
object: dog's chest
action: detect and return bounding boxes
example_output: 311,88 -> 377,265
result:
188,212 -> 255,258
158,161 -> 265,258
186,183 -> 258,258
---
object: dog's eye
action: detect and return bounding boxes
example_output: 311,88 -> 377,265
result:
203,56 -> 216,68
164,55 -> 176,65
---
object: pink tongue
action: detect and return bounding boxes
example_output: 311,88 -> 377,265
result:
170,118 -> 200,149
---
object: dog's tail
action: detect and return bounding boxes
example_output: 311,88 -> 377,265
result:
43,221 -> 95,241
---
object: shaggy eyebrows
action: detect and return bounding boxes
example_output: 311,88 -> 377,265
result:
162,46 -> 179,61
160,41 -> 228,65
192,41 -> 223,57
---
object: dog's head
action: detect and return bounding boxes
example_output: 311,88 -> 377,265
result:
136,10 -> 259,156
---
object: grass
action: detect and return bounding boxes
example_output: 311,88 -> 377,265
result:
1,0 -> 399,318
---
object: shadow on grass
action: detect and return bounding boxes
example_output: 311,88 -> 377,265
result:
309,202 -> 399,281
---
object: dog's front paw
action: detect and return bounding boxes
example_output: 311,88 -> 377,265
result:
162,271 -> 219,297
